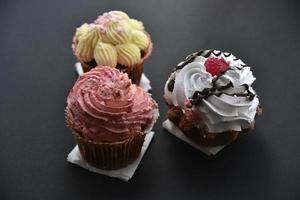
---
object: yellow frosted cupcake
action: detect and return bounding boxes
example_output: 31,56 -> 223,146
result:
72,11 -> 152,85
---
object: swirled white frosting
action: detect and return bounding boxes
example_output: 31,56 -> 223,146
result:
164,50 -> 259,133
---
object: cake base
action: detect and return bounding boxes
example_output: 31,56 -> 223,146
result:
67,131 -> 155,181
162,120 -> 225,155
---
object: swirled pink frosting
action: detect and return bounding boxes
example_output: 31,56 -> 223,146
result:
66,66 -> 158,143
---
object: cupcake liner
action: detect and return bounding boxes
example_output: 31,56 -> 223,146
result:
117,63 -> 144,85
73,132 -> 145,170
72,33 -> 153,85
166,105 -> 262,147
162,119 -> 225,155
67,131 -> 155,181
79,62 -> 93,73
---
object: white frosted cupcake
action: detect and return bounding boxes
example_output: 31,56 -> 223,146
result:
164,50 -> 262,146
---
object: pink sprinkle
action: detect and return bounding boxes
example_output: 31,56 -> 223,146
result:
116,27 -> 125,33
94,11 -> 123,32
184,107 -> 202,124
110,15 -> 122,22
184,99 -> 192,108
99,24 -> 107,32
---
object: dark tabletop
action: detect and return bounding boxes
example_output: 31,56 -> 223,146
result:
1,0 -> 300,199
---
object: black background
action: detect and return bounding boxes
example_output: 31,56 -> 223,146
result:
1,0 -> 300,199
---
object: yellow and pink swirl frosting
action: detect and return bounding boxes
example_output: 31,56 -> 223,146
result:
66,66 -> 158,143
73,11 -> 151,67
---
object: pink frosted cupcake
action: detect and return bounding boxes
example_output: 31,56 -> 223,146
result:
65,66 -> 158,170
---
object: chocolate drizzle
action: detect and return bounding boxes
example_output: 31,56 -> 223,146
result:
241,84 -> 255,100
167,78 -> 175,92
176,53 -> 198,70
170,50 -> 254,101
201,50 -> 212,58
190,67 -> 255,105
224,52 -> 231,57
212,50 -> 221,56
190,81 -> 256,105
196,50 -> 204,56
190,81 -> 234,105
175,49 -> 240,71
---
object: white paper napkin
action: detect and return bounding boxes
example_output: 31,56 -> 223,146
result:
75,62 -> 84,75
74,62 -> 152,91
67,131 -> 155,181
162,120 -> 225,155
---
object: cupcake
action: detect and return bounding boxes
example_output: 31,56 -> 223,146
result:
72,11 -> 152,85
164,50 -> 262,146
66,66 -> 158,170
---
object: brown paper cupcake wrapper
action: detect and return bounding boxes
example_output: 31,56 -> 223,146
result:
73,33 -> 153,85
166,105 -> 262,147
73,132 -> 146,170
79,62 -> 92,73
116,62 -> 144,85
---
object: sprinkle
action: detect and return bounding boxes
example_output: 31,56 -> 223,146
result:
116,27 -> 125,33
94,11 -> 124,33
